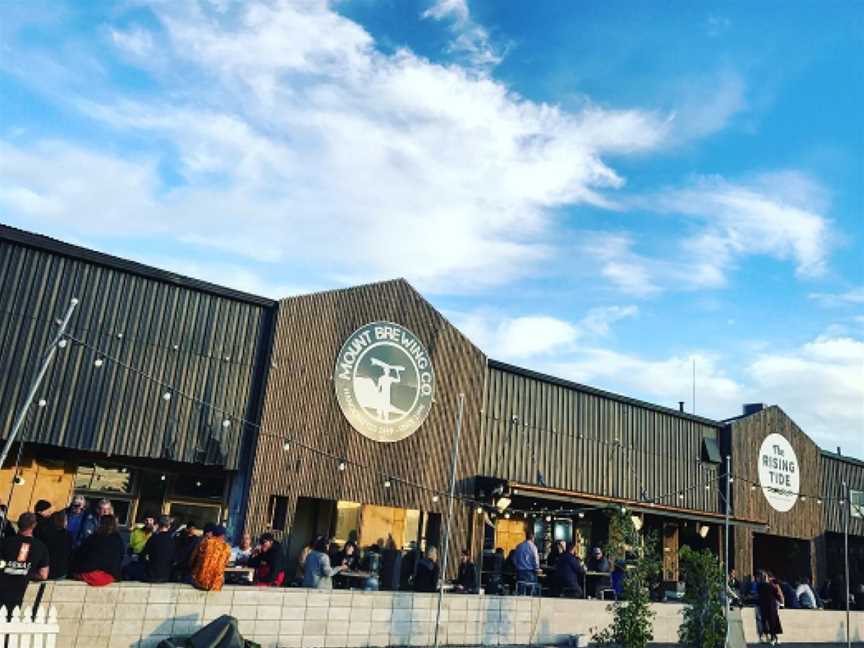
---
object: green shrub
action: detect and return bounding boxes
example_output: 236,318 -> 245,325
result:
677,546 -> 726,648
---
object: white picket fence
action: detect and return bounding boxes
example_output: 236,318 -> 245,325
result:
0,606 -> 59,648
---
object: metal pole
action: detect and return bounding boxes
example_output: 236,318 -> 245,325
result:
0,297 -> 78,470
843,481 -> 850,648
433,393 -> 465,648
724,454 -> 731,623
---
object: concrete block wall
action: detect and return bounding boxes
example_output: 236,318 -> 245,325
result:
19,581 -> 864,648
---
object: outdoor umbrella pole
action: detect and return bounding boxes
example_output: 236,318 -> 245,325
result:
0,297 -> 78,470
433,392 -> 465,648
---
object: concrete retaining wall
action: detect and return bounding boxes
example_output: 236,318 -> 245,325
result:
20,581 -> 864,648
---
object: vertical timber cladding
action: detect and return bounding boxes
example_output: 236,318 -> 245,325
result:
481,362 -> 723,513
727,406 -> 824,580
245,279 -> 488,564
0,230 -> 274,468
821,452 -> 864,537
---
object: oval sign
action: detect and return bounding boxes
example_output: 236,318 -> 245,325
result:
333,321 -> 435,443
758,433 -> 800,512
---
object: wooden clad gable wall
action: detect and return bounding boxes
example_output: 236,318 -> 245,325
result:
0,238 -> 274,468
728,407 -> 824,540
480,365 -> 723,513
245,279 -> 487,556
727,406 -> 824,579
822,453 -> 864,536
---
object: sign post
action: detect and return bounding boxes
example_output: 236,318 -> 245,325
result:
433,393 -> 465,648
844,481 -> 850,648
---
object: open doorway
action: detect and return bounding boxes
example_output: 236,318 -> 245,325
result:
753,533 -> 811,582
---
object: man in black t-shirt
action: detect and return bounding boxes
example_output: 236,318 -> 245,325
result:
0,513 -> 49,618
142,515 -> 175,583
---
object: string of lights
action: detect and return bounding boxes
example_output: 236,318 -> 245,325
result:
0,307 -> 257,368
6,307 -> 852,526
3,306 -> 724,469
35,329 -> 739,521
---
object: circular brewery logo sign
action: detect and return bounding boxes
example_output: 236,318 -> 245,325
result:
333,321 -> 435,443
758,433 -> 800,512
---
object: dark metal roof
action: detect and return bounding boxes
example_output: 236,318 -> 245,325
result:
821,449 -> 864,468
0,223 -> 277,307
488,358 -> 722,427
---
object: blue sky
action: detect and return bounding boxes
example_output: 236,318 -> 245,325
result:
0,0 -> 861,454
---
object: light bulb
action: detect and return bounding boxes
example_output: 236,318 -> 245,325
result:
160,474 -> 166,481
477,507 -> 484,515
432,495 -> 439,503
282,442 -> 291,451
57,339 -> 67,349
545,515 -> 551,522
37,399 -> 47,408
338,461 -> 346,471
504,512 -> 510,519
195,481 -> 202,487
222,419 -> 231,428
578,512 -> 585,519
94,358 -> 104,368
162,392 -> 171,401
678,493 -> 684,500
384,479 -> 392,488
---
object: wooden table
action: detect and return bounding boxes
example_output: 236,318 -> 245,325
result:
224,566 -> 255,583
334,570 -> 371,589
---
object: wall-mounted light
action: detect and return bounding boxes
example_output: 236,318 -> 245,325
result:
631,515 -> 643,531
495,496 -> 511,512
698,524 -> 710,539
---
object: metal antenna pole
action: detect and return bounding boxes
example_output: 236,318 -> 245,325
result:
433,392 -> 465,648
0,297 -> 78,470
843,481 -> 850,648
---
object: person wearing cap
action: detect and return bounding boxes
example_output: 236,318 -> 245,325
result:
190,524 -> 231,591
586,547 -> 611,598
248,532 -> 285,586
32,499 -> 54,541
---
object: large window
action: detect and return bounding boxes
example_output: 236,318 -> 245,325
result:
74,464 -> 133,493
851,490 -> 864,519
168,502 -> 222,529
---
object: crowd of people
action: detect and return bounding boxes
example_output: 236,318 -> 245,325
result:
3,495 -> 862,628
0,496 -> 298,617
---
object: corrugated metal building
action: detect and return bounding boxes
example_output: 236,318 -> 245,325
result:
0,225 -> 276,533
1,225 -> 861,589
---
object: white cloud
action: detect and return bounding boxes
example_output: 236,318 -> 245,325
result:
422,0 -> 470,24
1,0 -> 673,296
450,304 -> 638,359
748,335 -> 864,454
421,0 -> 502,68
455,303 -> 862,452
809,287 -> 864,307
585,172 -> 832,296
670,70 -> 746,141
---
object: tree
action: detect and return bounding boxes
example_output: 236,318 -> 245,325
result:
678,546 -> 726,648
604,509 -> 640,563
591,526 -> 660,648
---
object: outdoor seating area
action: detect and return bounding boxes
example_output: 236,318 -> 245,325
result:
18,579 -> 864,648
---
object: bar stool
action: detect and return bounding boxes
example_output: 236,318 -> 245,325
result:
516,580 -> 542,596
